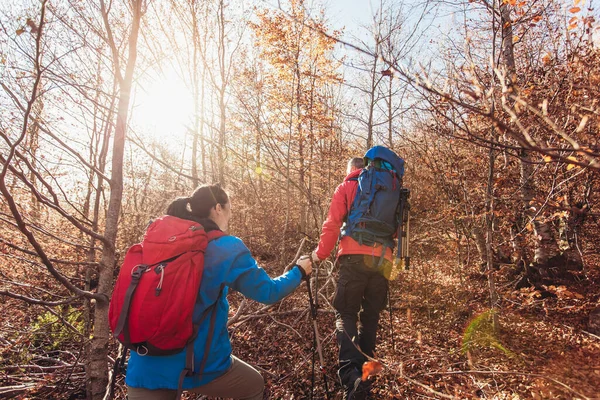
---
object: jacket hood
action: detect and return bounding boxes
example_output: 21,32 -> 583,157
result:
344,169 -> 362,181
140,215 -> 217,265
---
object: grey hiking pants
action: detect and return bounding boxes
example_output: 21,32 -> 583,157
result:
126,355 -> 263,400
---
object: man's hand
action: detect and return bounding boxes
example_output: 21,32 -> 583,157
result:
311,250 -> 320,263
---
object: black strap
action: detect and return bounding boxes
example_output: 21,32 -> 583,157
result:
107,345 -> 127,400
175,284 -> 226,400
113,264 -> 148,346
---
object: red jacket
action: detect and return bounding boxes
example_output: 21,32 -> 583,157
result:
314,169 -> 393,262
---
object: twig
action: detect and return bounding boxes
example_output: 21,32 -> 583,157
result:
283,237 -> 307,273
0,237 -> 99,266
227,298 -> 249,327
0,290 -> 82,306
2,363 -> 83,372
230,308 -> 333,325
581,330 -> 600,341
422,370 -> 591,400
401,376 -> 458,399
252,363 -> 278,379
0,384 -> 37,396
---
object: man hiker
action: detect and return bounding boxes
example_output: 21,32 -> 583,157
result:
311,147 -> 405,400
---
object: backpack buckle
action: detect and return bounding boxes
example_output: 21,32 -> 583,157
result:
131,264 -> 148,280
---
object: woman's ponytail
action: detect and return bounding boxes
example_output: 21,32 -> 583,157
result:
166,197 -> 193,220
166,184 -> 229,222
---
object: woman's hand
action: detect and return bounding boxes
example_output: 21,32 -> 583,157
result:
296,256 -> 313,277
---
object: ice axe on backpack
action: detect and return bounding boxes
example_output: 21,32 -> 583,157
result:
388,188 -> 410,353
394,188 -> 411,274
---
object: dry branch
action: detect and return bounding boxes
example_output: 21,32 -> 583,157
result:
423,370 -> 591,400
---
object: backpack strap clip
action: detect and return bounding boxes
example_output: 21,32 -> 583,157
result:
130,264 -> 148,280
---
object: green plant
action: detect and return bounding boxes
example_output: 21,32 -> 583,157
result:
30,305 -> 84,351
462,310 -> 512,356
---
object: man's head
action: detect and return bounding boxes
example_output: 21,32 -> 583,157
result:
347,157 -> 365,174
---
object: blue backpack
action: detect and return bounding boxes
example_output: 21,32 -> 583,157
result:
342,146 -> 405,264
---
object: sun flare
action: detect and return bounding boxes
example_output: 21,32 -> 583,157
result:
132,67 -> 195,147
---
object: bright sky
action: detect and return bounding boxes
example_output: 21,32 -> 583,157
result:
130,0 -> 432,146
131,67 -> 194,148
132,0 -> 379,146
324,0 -> 375,39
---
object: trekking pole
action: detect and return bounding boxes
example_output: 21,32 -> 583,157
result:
305,275 -> 331,400
314,259 -> 319,309
105,344 -> 126,400
387,282 -> 395,353
310,259 -> 318,399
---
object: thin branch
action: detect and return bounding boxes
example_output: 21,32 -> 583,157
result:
423,370 -> 591,400
0,290 -> 82,306
0,237 -> 99,266
401,375 -> 458,399
0,152 -> 107,244
0,82 -> 112,183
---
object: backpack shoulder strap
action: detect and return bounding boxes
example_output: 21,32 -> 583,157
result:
176,283 -> 226,400
206,230 -> 226,242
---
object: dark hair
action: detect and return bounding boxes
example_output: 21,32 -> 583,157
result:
166,184 -> 229,221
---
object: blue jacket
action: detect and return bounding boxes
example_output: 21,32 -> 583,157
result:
125,235 -> 304,389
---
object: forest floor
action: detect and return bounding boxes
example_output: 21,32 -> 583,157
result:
228,255 -> 600,400
2,254 -> 600,399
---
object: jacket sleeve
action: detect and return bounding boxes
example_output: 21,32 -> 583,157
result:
314,182 -> 350,260
227,239 -> 303,305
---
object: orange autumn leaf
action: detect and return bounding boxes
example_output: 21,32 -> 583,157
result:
542,53 -> 552,64
362,361 -> 384,381
569,6 -> 581,13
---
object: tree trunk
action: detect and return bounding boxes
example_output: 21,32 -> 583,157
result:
217,0 -> 226,186
500,2 -> 516,88
500,3 -> 559,275
191,0 -> 201,187
297,64 -> 305,233
84,56 -> 114,398
485,129 -> 499,331
387,75 -> 393,147
366,55 -> 378,149
90,1 -> 143,398
27,93 -> 43,220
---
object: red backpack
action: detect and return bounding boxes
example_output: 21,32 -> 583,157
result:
108,215 -> 225,356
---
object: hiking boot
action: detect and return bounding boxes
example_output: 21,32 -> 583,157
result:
343,376 -> 371,400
